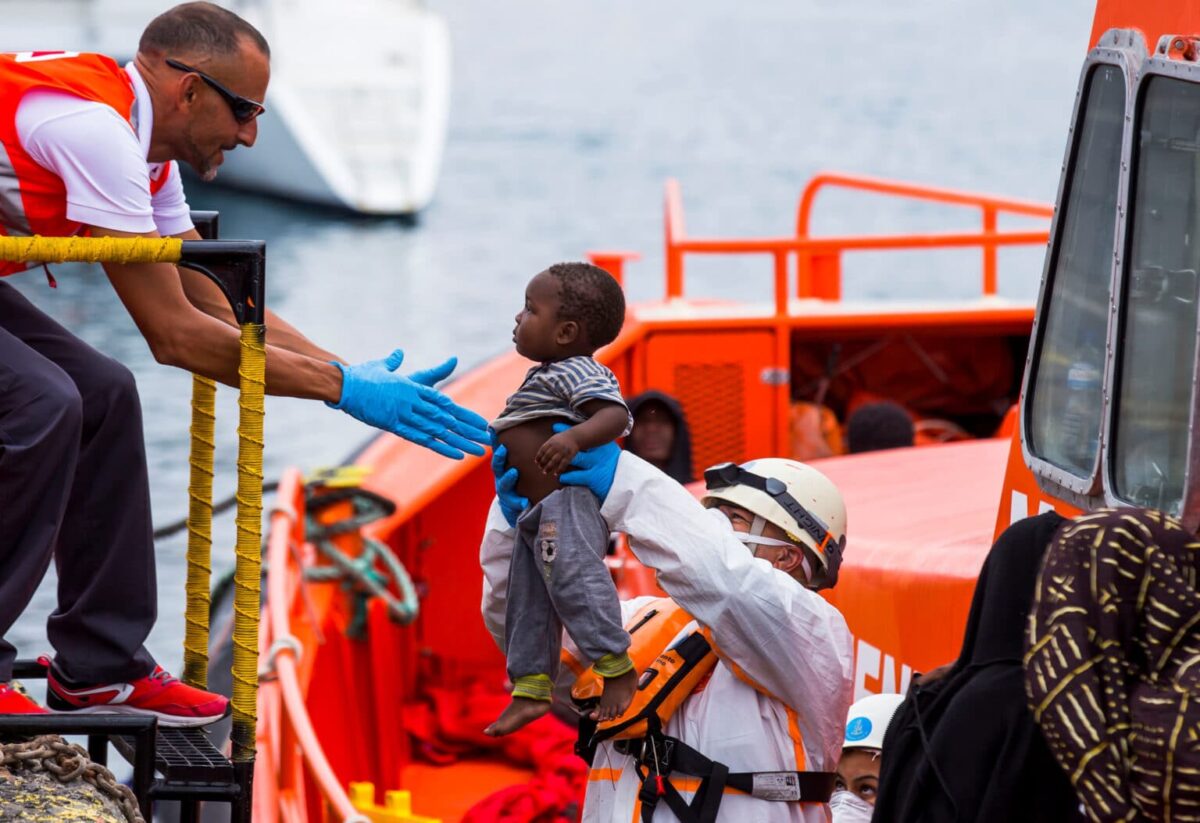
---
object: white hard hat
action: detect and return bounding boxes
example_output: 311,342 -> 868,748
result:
843,693 -> 905,751
701,458 -> 848,587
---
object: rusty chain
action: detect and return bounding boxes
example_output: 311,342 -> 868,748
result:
0,735 -> 144,823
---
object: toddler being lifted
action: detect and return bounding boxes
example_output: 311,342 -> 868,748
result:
486,262 -> 636,736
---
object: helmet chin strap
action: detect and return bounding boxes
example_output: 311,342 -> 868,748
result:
750,514 -> 767,538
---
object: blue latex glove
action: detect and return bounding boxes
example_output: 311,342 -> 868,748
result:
330,349 -> 490,460
555,422 -> 620,502
489,431 -> 529,528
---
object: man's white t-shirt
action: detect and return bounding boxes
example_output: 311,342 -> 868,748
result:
14,62 -> 193,236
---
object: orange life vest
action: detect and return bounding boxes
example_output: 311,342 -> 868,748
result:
572,598 -> 837,818
571,598 -> 717,741
0,51 -> 173,276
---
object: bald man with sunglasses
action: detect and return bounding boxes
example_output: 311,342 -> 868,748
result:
0,2 -> 489,725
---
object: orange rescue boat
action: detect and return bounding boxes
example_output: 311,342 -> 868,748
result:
251,0 -> 1200,818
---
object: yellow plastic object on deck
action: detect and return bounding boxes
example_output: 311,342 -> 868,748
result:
348,783 -> 441,823
0,235 -> 182,264
182,375 -> 217,688
231,323 -> 266,762
305,465 -> 373,488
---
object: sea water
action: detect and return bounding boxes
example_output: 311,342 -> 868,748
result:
7,0 -> 1094,678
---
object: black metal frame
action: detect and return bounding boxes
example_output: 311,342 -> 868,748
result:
3,660 -> 242,822
0,211 -> 264,823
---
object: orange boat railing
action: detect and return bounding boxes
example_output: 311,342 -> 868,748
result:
665,172 -> 1055,310
256,468 -> 365,823
663,172 -> 1054,500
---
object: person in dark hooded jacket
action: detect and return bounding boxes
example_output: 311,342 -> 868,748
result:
872,511 -> 1083,823
624,390 -> 694,484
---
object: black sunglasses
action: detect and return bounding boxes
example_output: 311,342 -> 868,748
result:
166,58 -> 265,124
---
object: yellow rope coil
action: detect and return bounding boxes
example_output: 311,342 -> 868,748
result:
231,323 -> 266,763
0,235 -> 182,264
182,375 -> 218,689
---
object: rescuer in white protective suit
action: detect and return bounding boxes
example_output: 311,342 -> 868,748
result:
481,432 -> 854,823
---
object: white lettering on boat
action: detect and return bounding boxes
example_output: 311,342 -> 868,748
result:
852,637 -> 912,701
1010,490 -> 1029,525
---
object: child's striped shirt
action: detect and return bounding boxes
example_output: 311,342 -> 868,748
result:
491,355 -> 632,434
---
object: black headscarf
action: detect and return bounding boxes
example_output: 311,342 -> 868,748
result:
626,391 -> 694,484
1026,507 -> 1200,823
873,511 -> 1082,823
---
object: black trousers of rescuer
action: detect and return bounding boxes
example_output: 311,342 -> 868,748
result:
0,279 -> 156,684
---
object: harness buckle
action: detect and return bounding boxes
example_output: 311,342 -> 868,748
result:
638,773 -> 662,806
626,732 -> 674,774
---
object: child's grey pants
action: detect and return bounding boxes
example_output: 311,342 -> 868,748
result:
504,486 -> 629,683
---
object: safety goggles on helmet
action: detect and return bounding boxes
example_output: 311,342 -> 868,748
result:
166,58 -> 266,123
704,461 -> 846,583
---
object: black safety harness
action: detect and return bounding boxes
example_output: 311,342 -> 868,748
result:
575,630 -> 837,822
570,461 -> 845,821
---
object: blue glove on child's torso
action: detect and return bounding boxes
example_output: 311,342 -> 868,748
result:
490,439 -> 529,528
488,423 -> 620,527
555,422 -> 620,502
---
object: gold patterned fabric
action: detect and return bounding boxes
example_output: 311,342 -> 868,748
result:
1025,507 -> 1200,823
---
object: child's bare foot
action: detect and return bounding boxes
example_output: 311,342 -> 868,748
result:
484,697 -> 551,736
591,668 -> 638,722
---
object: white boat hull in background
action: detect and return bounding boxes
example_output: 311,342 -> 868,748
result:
0,0 -> 451,216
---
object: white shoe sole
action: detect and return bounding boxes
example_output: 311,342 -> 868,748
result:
48,704 -> 228,728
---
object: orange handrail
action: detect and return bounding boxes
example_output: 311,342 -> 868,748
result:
793,172 -> 1055,233
258,468 -> 363,823
663,173 -> 1054,309
795,172 -> 1053,300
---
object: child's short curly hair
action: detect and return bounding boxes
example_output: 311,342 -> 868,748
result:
546,262 -> 626,348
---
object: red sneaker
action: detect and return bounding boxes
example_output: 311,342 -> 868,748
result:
0,682 -> 48,714
42,657 -> 229,728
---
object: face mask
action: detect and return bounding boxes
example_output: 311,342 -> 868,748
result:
829,789 -> 874,822
730,531 -> 814,582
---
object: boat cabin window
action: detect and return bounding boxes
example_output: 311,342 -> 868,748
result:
1026,64 -> 1125,478
1110,76 -> 1200,514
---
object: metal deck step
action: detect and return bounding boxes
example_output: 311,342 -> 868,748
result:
7,659 -> 243,819
114,726 -> 233,784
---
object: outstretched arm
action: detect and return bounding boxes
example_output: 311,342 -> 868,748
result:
98,226 -> 488,458
99,225 -> 343,399
596,452 -> 854,729
174,227 -> 343,363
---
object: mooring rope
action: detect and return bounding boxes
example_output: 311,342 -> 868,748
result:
0,735 -> 144,823
230,322 -> 266,762
182,375 -> 218,688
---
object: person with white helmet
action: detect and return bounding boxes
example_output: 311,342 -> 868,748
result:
831,693 -> 906,822
481,436 -> 854,822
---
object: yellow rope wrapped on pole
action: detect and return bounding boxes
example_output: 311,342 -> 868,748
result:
231,323 -> 266,763
0,235 -> 182,264
182,375 -> 218,689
